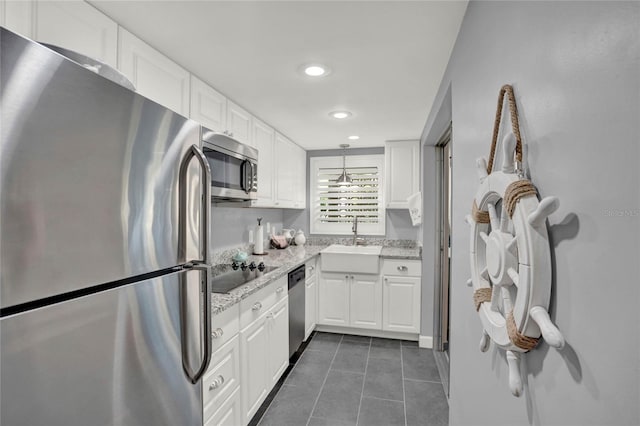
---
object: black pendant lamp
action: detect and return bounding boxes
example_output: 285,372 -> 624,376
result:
335,144 -> 352,185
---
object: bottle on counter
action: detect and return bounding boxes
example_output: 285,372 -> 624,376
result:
254,217 -> 264,255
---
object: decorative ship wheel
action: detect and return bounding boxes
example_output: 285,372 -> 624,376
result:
466,85 -> 565,397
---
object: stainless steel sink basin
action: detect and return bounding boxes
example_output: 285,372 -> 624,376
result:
320,244 -> 382,273
211,265 -> 278,293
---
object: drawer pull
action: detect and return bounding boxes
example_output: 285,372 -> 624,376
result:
212,328 -> 224,339
209,375 -> 225,391
252,302 -> 263,311
397,266 -> 408,272
276,287 -> 284,294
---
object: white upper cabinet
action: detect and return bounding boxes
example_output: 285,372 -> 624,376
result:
118,28 -> 190,115
3,1 -> 36,39
251,118 -> 276,207
190,75 -> 227,132
274,132 -> 295,208
293,145 -> 307,209
4,1 -> 118,68
385,140 -> 420,209
226,100 -> 253,147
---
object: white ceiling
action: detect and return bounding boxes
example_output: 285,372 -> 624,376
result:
90,1 -> 468,150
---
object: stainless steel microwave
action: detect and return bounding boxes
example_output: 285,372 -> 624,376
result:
201,129 -> 258,202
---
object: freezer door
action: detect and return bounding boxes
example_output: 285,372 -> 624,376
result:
0,269 -> 206,426
0,28 -> 204,308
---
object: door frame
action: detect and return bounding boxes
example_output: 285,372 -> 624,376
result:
433,123 -> 452,396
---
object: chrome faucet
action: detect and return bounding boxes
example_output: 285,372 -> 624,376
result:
352,216 -> 358,245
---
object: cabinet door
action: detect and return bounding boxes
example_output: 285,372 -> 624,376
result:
190,75 -> 227,132
292,144 -> 307,209
3,1 -> 34,38
252,118 -> 276,207
305,274 -> 317,340
383,275 -> 421,333
385,140 -> 420,208
227,100 -> 253,147
32,2 -> 118,68
350,274 -> 382,330
240,316 -> 269,423
318,273 -> 349,326
274,132 -> 296,207
267,298 -> 289,386
118,28 -> 190,115
205,387 -> 242,426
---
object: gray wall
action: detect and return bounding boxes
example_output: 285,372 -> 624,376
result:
421,2 -> 639,425
211,206 -> 283,252
283,147 -> 421,240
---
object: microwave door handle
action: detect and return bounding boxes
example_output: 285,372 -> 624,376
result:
178,144 -> 212,384
248,161 -> 255,193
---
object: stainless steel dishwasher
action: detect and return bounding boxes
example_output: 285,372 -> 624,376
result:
288,265 -> 306,358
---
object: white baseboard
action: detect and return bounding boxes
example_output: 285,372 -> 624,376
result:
315,325 -> 418,341
419,335 -> 433,349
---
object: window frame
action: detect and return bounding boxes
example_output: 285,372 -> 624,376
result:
309,154 -> 386,236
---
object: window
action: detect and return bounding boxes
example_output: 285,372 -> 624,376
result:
310,155 -> 385,235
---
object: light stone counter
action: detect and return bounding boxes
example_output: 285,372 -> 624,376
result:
211,242 -> 421,315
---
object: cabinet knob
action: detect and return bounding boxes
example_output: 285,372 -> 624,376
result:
397,266 -> 408,272
266,312 -> 274,319
252,302 -> 263,311
276,287 -> 284,294
209,375 -> 225,391
212,328 -> 224,338
345,275 -> 349,279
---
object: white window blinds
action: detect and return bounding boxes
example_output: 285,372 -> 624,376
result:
310,155 -> 385,235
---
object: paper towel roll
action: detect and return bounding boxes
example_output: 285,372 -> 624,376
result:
254,224 -> 264,254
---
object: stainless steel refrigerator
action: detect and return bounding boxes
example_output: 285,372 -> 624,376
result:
1,28 -> 213,426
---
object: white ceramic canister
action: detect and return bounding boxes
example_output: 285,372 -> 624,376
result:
294,230 -> 306,246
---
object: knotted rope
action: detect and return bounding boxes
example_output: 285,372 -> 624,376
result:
507,311 -> 539,351
473,288 -> 492,311
487,85 -> 523,175
503,180 -> 537,218
472,200 -> 490,224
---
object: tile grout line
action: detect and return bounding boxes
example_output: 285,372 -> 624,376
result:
354,338 -> 372,426
401,341 -> 408,426
305,335 -> 344,426
403,377 -> 443,385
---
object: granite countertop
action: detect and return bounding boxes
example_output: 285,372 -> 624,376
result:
211,243 -> 421,315
211,245 -> 324,315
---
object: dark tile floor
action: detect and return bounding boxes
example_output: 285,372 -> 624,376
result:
255,332 -> 448,426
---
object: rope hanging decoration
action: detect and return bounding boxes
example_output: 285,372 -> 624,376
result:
466,84 -> 565,397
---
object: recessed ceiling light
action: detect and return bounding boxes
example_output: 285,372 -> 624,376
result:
348,135 -> 360,140
300,63 -> 331,77
330,111 -> 352,119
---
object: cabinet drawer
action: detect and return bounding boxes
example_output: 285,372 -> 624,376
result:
203,335 -> 240,421
211,303 -> 239,354
204,387 -> 242,426
240,275 -> 287,329
381,259 -> 421,277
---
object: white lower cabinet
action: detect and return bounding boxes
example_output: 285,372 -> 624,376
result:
240,311 -> 269,423
318,273 -> 350,326
267,298 -> 289,386
240,279 -> 289,425
205,387 -> 242,426
350,274 -> 382,330
382,259 -> 422,334
319,272 -> 381,329
318,258 -> 422,335
304,259 -> 318,340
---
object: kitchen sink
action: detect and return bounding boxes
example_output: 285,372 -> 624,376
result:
320,244 -> 382,273
211,265 -> 279,293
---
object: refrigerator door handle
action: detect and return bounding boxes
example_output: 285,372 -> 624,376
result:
178,144 -> 213,384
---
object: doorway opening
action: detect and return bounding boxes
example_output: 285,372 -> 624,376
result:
433,123 -> 452,397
